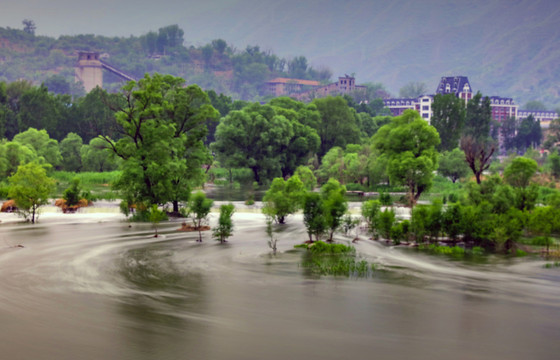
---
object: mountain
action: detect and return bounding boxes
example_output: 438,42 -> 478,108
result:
1,0 -> 559,108
173,0 -> 560,108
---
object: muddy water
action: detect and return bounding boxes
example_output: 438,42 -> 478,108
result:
1,205 -> 560,360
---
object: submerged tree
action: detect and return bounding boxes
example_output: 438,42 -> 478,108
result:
213,204 -> 235,243
262,176 -> 304,224
8,162 -> 55,223
190,191 -> 214,242
102,73 -> 219,212
373,110 -> 440,207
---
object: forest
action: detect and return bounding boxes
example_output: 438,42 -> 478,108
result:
2,72 -> 560,256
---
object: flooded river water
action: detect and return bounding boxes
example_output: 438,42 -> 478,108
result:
1,203 -> 559,359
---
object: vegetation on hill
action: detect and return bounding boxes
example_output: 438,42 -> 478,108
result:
0,24 -> 332,100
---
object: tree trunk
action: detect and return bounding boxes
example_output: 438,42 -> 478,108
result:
173,200 -> 179,213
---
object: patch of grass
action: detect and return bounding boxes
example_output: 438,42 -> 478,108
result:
295,241 -> 374,277
544,261 -> 560,269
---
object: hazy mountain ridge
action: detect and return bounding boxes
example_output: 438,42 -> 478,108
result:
1,0 -> 558,107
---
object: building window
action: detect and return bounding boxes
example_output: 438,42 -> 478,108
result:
422,106 -> 429,111
422,113 -> 429,118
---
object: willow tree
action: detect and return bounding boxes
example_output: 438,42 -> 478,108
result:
102,73 -> 219,213
373,110 -> 440,207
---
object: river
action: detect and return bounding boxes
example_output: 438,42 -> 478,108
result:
1,204 -> 559,359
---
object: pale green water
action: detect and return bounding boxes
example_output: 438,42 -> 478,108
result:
1,207 -> 559,359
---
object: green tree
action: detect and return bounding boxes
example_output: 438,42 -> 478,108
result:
378,208 -> 396,241
212,103 -> 297,183
294,166 -> 317,190
361,200 -> 382,239
321,179 -> 348,242
213,203 -> 235,243
438,148 -> 470,183
528,206 -> 559,254
60,133 -> 83,172
102,73 -> 218,213
503,157 -> 538,189
373,110 -> 440,207
311,96 -> 361,157
464,92 -> 492,141
430,94 -> 466,151
8,162 -> 55,223
148,204 -> 167,238
63,177 -> 82,207
190,191 -> 214,242
504,157 -> 539,211
515,115 -> 542,152
302,192 -> 327,242
80,137 -> 119,172
13,128 -> 61,169
262,176 -> 304,224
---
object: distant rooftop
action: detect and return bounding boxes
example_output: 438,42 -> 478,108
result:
436,76 -> 471,96
266,77 -> 320,86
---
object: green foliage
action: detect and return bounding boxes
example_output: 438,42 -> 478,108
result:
13,127 -> 61,169
419,244 -> 466,257
431,94 -> 466,151
60,133 -> 83,172
148,204 -> 167,237
373,109 -> 440,207
62,177 -> 82,206
294,165 -> 317,190
361,200 -> 382,238
105,74 -> 218,213
504,157 -> 538,189
262,176 -> 304,224
321,179 -> 348,241
212,102 -> 319,183
8,162 -> 55,223
190,191 -> 214,242
311,96 -> 361,157
296,241 -> 375,277
378,208 -> 396,241
302,191 -> 327,242
438,148 -> 470,183
213,203 -> 235,243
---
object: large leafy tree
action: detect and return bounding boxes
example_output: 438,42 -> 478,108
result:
60,133 -> 83,172
311,96 -> 361,157
213,102 -> 319,183
8,162 -> 55,223
102,73 -> 219,212
430,94 -> 466,151
373,110 -> 440,207
13,127 -> 62,169
464,92 -> 492,140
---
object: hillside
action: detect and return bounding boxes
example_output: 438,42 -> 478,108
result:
0,25 -> 331,100
1,0 -> 559,107
166,0 -> 560,108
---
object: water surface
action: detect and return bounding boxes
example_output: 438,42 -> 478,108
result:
1,208 -> 559,359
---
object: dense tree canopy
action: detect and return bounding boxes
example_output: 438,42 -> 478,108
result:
212,102 -> 319,183
103,73 -> 218,212
430,94 -> 466,151
373,110 -> 440,206
311,96 -> 361,157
